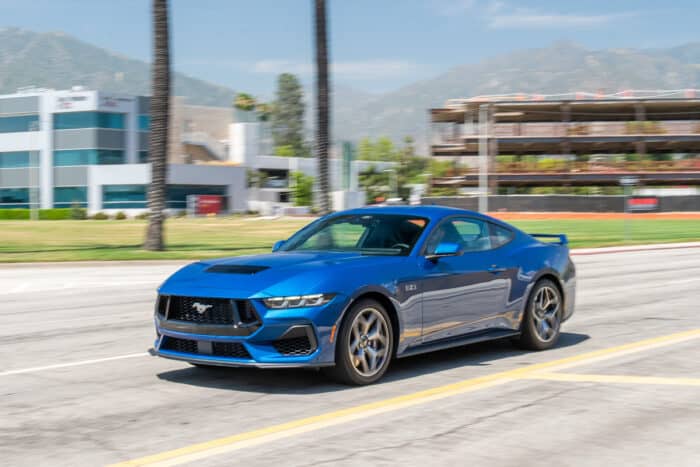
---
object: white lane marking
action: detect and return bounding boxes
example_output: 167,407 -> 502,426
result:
0,281 -> 158,296
0,352 -> 150,377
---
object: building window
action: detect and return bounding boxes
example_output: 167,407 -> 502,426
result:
138,115 -> 150,131
0,114 -> 39,133
54,187 -> 87,208
53,149 -> 125,166
167,185 -> 227,209
102,184 -> 147,209
138,151 -> 149,163
0,188 -> 30,208
53,112 -> 125,130
0,151 -> 38,168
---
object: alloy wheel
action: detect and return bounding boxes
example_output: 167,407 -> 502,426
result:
348,307 -> 390,377
532,285 -> 561,342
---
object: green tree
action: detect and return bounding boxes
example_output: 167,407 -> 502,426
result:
144,0 -> 170,251
314,0 -> 330,214
274,145 -> 295,157
374,137 -> 398,162
292,171 -> 314,206
359,166 -> 391,204
271,73 -> 306,157
357,137 -> 374,161
234,92 -> 256,111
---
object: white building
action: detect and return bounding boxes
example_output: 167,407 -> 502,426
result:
0,86 -> 392,216
0,87 -> 246,214
230,121 -> 396,215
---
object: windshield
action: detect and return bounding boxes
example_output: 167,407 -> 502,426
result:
280,214 -> 429,256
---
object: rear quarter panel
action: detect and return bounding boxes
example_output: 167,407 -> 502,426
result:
508,234 -> 576,326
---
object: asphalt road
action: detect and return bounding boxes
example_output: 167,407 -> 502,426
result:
1,247 -> 699,467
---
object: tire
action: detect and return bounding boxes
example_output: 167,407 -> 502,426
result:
513,279 -> 562,351
324,298 -> 394,385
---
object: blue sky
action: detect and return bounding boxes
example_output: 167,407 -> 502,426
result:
1,0 -> 698,96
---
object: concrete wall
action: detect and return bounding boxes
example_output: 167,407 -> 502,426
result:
422,195 -> 700,212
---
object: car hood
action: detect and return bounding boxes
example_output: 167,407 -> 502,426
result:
159,251 -> 407,299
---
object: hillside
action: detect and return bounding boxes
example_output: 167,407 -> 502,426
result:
0,28 -> 234,106
333,41 -> 700,147
1,29 -> 699,147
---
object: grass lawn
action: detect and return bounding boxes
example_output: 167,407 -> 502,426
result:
0,216 -> 699,263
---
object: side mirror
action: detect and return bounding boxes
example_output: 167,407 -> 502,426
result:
426,242 -> 461,261
272,240 -> 286,252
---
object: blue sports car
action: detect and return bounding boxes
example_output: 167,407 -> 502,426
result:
153,206 -> 576,385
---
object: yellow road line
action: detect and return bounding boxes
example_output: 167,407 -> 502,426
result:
527,372 -> 700,386
110,328 -> 700,467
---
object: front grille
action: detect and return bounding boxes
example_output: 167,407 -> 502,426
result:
163,296 -> 259,326
212,342 -> 251,359
169,296 -> 234,324
273,336 -> 314,356
161,336 -> 198,354
161,337 -> 252,360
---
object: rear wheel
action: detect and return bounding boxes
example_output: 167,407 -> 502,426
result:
324,298 -> 393,385
514,279 -> 562,350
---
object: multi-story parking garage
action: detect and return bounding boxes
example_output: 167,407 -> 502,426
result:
430,90 -> 700,188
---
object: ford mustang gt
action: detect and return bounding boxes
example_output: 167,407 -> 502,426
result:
153,206 -> 576,385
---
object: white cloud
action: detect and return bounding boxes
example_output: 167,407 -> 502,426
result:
251,59 -> 425,80
432,0 -> 635,29
487,12 -> 627,29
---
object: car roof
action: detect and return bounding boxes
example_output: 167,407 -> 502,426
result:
336,205 -> 489,222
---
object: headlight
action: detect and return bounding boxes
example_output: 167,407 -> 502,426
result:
263,293 -> 335,309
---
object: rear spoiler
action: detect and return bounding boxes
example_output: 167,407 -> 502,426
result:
530,233 -> 568,246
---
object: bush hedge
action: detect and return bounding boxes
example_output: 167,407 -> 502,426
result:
0,209 -> 30,220
0,208 -> 85,220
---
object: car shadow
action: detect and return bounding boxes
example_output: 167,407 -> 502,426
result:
156,332 -> 590,394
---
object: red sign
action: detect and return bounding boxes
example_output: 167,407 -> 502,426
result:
627,197 -> 659,212
194,195 -> 223,215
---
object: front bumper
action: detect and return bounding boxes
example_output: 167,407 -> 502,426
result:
153,294 -> 348,368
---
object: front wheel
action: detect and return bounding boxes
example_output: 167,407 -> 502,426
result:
513,279 -> 562,350
324,299 -> 393,385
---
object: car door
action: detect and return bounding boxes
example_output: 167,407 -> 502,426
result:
419,217 -> 511,344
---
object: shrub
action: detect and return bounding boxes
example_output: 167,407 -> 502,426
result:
70,202 -> 87,220
292,171 -> 314,206
91,212 -> 109,220
0,209 -> 30,220
135,212 -> 149,220
38,209 -> 74,220
114,211 -> 127,220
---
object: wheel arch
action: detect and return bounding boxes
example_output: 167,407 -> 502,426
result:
336,287 -> 401,359
531,270 -> 566,314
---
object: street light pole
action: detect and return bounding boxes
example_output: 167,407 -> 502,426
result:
478,104 -> 489,213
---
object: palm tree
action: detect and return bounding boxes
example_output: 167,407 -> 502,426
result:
314,0 -> 331,214
144,0 -> 171,251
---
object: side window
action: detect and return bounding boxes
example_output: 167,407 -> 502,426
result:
425,217 -> 492,254
489,223 -> 514,248
453,218 -> 491,252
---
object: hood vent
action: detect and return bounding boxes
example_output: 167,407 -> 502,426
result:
206,265 -> 269,274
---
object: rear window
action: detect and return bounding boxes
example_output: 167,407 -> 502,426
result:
489,223 -> 514,248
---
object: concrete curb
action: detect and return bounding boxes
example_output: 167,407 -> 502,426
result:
570,242 -> 700,256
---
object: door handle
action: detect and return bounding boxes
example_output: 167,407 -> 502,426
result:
488,266 -> 507,273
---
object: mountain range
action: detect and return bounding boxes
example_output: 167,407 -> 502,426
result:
2,28 -> 699,149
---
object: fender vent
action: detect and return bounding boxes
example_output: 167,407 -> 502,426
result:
206,265 -> 269,274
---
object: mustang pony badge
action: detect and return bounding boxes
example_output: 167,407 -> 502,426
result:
191,302 -> 213,314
